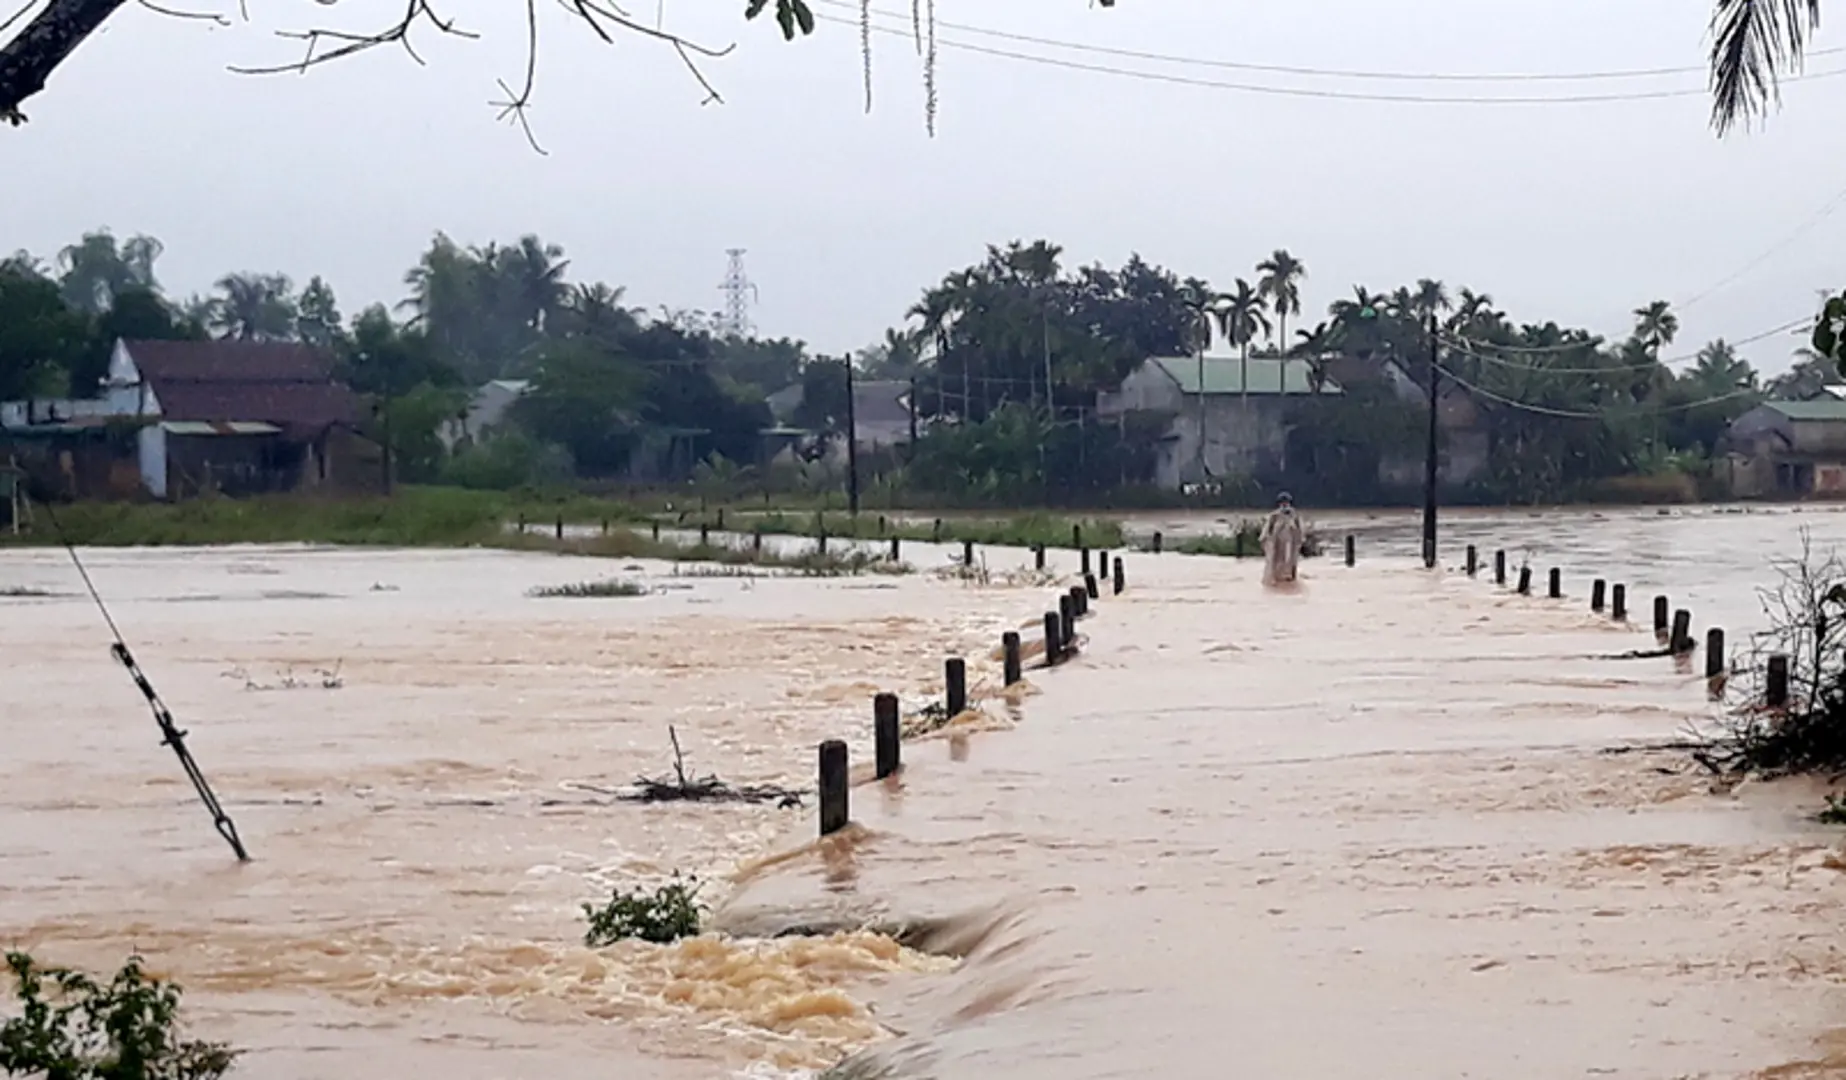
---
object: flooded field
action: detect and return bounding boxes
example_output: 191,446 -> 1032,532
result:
5,506 -> 1846,1078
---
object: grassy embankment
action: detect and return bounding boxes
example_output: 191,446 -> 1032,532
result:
0,487 -> 904,575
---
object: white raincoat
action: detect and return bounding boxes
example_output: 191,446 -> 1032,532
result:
1260,505 -> 1305,585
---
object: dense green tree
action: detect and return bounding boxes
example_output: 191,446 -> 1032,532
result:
793,357 -> 851,436
56,230 -> 161,314
0,265 -> 92,399
295,275 -> 345,349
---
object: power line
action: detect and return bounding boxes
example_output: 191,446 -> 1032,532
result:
1436,316 -> 1813,359
1673,183 -> 1846,312
814,0 -> 1846,84
1436,360 -> 1765,418
811,9 -> 1846,105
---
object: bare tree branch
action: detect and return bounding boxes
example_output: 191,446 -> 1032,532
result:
488,0 -> 546,154
136,0 -> 227,25
0,0 -> 129,124
1709,0 -> 1823,135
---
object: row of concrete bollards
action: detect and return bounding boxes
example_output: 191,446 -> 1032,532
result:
815,544 -> 1128,837
1477,543 -> 1796,708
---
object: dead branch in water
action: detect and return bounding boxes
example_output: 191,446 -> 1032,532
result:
618,726 -> 805,807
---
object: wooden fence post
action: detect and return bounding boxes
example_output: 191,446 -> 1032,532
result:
1591,579 -> 1606,613
1654,596 -> 1669,639
1059,595 -> 1075,650
1494,550 -> 1507,586
1081,547 -> 1092,575
945,657 -> 967,717
1085,572 -> 1100,600
1099,551 -> 1111,579
1517,566 -> 1532,595
1705,628 -> 1726,681
1344,535 -> 1356,567
1003,632 -> 1022,686
1671,609 -> 1693,655
1548,568 -> 1561,599
1466,545 -> 1478,577
818,740 -> 849,836
1113,557 -> 1125,595
874,693 -> 901,780
1611,584 -> 1627,621
963,539 -> 975,566
1070,584 -> 1089,618
1044,611 -> 1062,665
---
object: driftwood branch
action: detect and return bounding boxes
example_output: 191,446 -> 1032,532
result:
618,726 -> 805,807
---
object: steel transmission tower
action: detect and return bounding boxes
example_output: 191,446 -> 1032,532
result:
718,249 -> 758,337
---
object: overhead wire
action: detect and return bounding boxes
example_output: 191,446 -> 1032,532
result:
811,0 -> 1846,84
809,8 -> 1846,105
1434,361 -> 1766,419
1433,316 -> 1814,360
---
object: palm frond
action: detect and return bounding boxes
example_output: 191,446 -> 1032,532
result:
1709,0 -> 1821,134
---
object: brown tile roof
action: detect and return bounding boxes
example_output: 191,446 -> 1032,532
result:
123,339 -> 363,432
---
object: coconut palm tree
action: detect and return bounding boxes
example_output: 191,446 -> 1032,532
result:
55,230 -> 163,313
1290,320 -> 1342,394
1708,0 -> 1821,133
208,272 -> 297,341
1633,300 -> 1680,355
1411,278 -> 1451,324
1257,249 -> 1306,392
1220,278 -> 1271,408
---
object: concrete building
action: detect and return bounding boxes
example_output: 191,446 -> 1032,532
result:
438,379 -> 530,451
1096,354 -> 1335,489
1722,399 -> 1846,498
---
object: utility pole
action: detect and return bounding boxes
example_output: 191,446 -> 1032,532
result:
1422,312 -> 1439,570
844,355 -> 860,517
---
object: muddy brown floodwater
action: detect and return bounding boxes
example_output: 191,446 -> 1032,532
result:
5,507 -> 1846,1079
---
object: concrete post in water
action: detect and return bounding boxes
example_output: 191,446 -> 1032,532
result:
1516,567 -> 1532,595
555,514 -> 564,540
1085,572 -> 1099,600
1034,545 -> 1046,571
1671,609 -> 1693,655
1072,523 -> 1083,549
945,658 -> 967,717
601,518 -> 610,536
1099,550 -> 1111,579
889,535 -> 900,561
1548,568 -> 1561,600
932,519 -> 943,542
1706,628 -> 1726,681
1081,547 -> 1092,575
1059,595 -> 1075,649
1654,596 -> 1669,639
1345,535 -> 1356,567
1612,584 -> 1627,621
700,523 -> 710,546
1044,611 -> 1062,664
1071,584 -> 1089,618
1466,545 -> 1478,577
963,538 -> 975,566
874,694 -> 901,780
878,515 -> 887,535
818,531 -> 828,555
818,740 -> 850,836
1494,550 -> 1506,586
1113,557 -> 1125,595
651,521 -> 660,542
1003,632 -> 1022,686
1591,579 -> 1606,613
1767,654 -> 1791,708
1153,531 -> 1164,554
753,530 -> 763,555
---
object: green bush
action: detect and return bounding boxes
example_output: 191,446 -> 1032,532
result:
582,876 -> 702,946
440,433 -> 575,492
0,952 -> 237,1080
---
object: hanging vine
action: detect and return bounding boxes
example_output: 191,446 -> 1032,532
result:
923,0 -> 937,135
860,0 -> 872,112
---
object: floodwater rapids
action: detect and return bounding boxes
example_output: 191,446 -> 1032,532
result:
6,504 -> 1846,1079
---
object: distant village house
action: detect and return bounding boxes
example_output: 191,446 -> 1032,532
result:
1,339 -> 381,501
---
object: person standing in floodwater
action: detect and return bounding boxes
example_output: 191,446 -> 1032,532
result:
1259,492 -> 1305,585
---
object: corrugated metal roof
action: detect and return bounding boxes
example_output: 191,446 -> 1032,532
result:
1150,356 -> 1336,396
1766,400 -> 1846,422
160,421 -> 283,435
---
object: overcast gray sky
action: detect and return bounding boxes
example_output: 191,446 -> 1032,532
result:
5,0 -> 1841,371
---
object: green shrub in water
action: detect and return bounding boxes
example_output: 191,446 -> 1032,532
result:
582,875 -> 703,946
0,951 -> 237,1080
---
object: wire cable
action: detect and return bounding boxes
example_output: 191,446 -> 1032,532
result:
1435,360 -> 1765,418
811,9 -> 1846,105
812,0 -> 1846,84
1435,316 -> 1813,360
